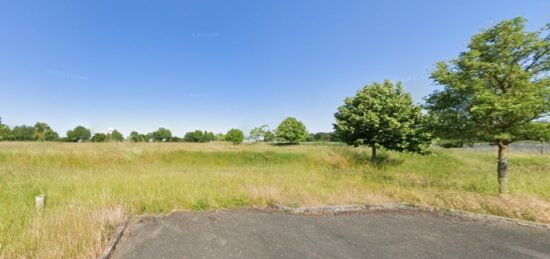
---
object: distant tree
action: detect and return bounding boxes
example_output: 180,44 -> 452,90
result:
91,133 -> 108,142
12,125 -> 36,141
170,136 -> 183,142
275,117 -> 308,144
531,121 -> 550,154
522,121 -> 550,141
263,130 -> 275,142
313,132 -> 338,142
183,130 -> 216,142
0,117 -> 11,141
128,131 -> 145,142
66,126 -> 91,142
537,121 -> 550,141
334,80 -> 431,160
108,130 -> 124,142
425,17 -> 550,194
34,122 -> 59,141
215,133 -> 225,141
204,131 -> 216,142
248,125 -> 269,142
184,130 -> 205,142
225,128 -> 244,144
146,132 -> 154,142
149,128 -> 172,142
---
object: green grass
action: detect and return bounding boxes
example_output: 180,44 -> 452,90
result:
0,142 -> 549,258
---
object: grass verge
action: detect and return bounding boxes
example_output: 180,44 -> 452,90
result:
0,142 -> 549,257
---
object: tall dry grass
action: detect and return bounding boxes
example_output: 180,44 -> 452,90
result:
0,142 -> 549,257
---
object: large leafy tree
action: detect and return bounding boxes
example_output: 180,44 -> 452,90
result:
184,130 -> 204,142
12,125 -> 36,141
128,131 -> 147,142
34,122 -> 59,141
275,117 -> 308,144
183,130 -> 216,142
225,128 -> 244,144
203,131 -> 216,142
66,126 -> 91,142
334,80 -> 431,159
149,128 -> 172,142
425,17 -> 550,194
107,130 -> 124,142
91,133 -> 108,142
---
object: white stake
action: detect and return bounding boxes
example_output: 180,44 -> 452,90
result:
35,195 -> 46,211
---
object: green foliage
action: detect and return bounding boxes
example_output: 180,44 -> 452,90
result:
436,139 -> 471,148
184,130 -> 216,142
90,130 -> 124,142
0,117 -> 11,141
11,125 -> 36,141
308,132 -> 338,142
128,131 -> 147,142
170,136 -> 182,142
263,130 -> 275,142
108,130 -> 124,142
275,117 -> 308,144
524,121 -> 550,141
66,126 -> 91,142
90,133 -> 108,142
248,125 -> 269,142
33,122 -> 59,141
204,131 -> 216,142
225,128 -> 244,144
334,80 -> 431,154
215,133 -> 225,141
425,17 -> 550,145
184,131 -> 201,142
148,128 -> 172,142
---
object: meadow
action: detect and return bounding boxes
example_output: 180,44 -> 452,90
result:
0,142 -> 549,258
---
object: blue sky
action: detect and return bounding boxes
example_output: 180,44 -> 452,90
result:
0,1 -> 548,136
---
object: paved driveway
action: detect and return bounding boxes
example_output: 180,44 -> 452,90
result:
114,209 -> 550,259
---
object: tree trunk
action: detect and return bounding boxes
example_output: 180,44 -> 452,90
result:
497,142 -> 508,194
542,140 -> 545,155
371,145 -> 377,161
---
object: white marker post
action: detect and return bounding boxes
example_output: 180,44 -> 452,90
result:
35,195 -> 46,212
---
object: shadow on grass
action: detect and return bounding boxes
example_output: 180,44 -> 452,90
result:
270,142 -> 299,146
347,151 -> 404,168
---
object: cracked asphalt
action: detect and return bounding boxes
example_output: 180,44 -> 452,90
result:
114,209 -> 550,259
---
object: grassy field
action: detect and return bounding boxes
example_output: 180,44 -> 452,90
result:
0,142 -> 549,258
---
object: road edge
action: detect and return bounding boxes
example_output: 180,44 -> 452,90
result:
100,215 -> 130,259
274,203 -> 550,230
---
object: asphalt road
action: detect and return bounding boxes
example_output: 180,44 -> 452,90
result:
114,209 -> 550,259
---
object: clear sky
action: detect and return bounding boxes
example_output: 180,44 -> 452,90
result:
0,1 -> 548,136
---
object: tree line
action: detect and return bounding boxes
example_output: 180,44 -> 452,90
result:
0,116 -> 332,145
